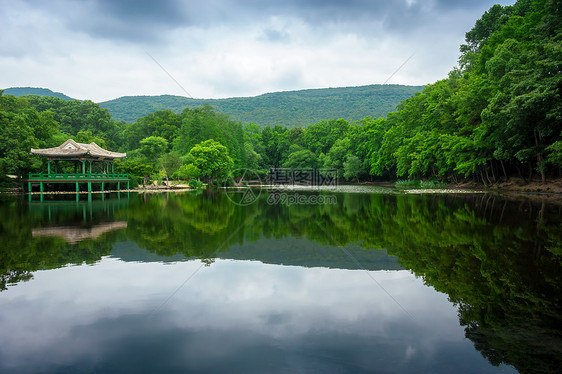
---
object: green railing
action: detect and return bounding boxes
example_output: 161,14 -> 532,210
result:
27,173 -> 129,180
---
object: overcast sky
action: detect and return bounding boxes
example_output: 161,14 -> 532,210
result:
1,0 -> 514,102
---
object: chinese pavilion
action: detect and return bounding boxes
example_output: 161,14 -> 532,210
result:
25,139 -> 129,193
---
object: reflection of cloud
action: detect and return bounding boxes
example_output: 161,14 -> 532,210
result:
0,259 -> 503,372
32,221 -> 127,244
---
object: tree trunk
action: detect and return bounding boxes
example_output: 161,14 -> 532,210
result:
537,154 -> 546,183
500,160 -> 508,181
159,160 -> 169,186
480,170 -> 487,185
484,167 -> 493,185
516,164 -> 527,183
490,161 -> 496,182
534,130 -> 546,183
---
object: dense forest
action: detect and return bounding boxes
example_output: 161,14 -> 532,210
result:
0,0 -> 560,186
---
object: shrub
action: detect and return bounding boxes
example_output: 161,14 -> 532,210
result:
395,180 -> 421,188
395,179 -> 446,189
419,180 -> 446,189
188,179 -> 204,189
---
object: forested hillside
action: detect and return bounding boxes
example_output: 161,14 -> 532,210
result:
4,87 -> 73,101
98,84 -> 423,127
0,0 -> 560,187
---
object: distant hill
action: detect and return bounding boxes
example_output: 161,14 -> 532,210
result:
99,84 -> 423,127
3,87 -> 74,100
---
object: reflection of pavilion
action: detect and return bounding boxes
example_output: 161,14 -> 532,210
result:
24,139 -> 129,194
32,221 -> 127,244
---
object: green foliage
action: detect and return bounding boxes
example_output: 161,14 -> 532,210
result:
173,105 -> 246,168
116,159 -> 153,184
546,140 -> 562,167
343,154 -> 364,181
0,92 -> 61,180
22,95 -> 125,150
283,149 -> 319,169
75,130 -> 106,148
419,180 -> 447,189
139,136 -> 168,160
176,163 -> 201,180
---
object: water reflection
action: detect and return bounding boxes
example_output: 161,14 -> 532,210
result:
0,190 -> 560,373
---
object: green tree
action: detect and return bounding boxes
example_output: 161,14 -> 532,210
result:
140,136 -> 168,161
343,154 -> 364,182
188,139 -> 233,181
283,149 -> 319,169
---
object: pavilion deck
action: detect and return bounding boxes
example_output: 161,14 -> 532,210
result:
25,173 -> 130,192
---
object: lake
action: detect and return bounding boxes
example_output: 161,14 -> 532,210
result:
0,188 -> 560,373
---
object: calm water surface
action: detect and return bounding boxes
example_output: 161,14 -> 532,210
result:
0,188 -> 560,373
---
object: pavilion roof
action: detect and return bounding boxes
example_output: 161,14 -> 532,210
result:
31,139 -> 126,160
32,221 -> 128,244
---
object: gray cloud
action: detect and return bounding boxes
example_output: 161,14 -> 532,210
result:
0,0 -> 516,101
17,0 -> 505,44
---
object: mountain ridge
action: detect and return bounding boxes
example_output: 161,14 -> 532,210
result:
4,84 -> 423,128
3,87 -> 74,101
99,84 -> 423,127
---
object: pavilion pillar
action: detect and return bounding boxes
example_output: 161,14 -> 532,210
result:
101,182 -> 105,191
76,182 -> 80,192
89,160 -> 92,174
87,182 -> 92,192
47,160 -> 51,174
39,182 -> 44,193
28,182 -> 31,192
81,160 -> 85,174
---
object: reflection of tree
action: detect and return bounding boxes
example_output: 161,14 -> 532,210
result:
371,194 -> 562,374
125,191 -> 241,258
0,196 -> 128,290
